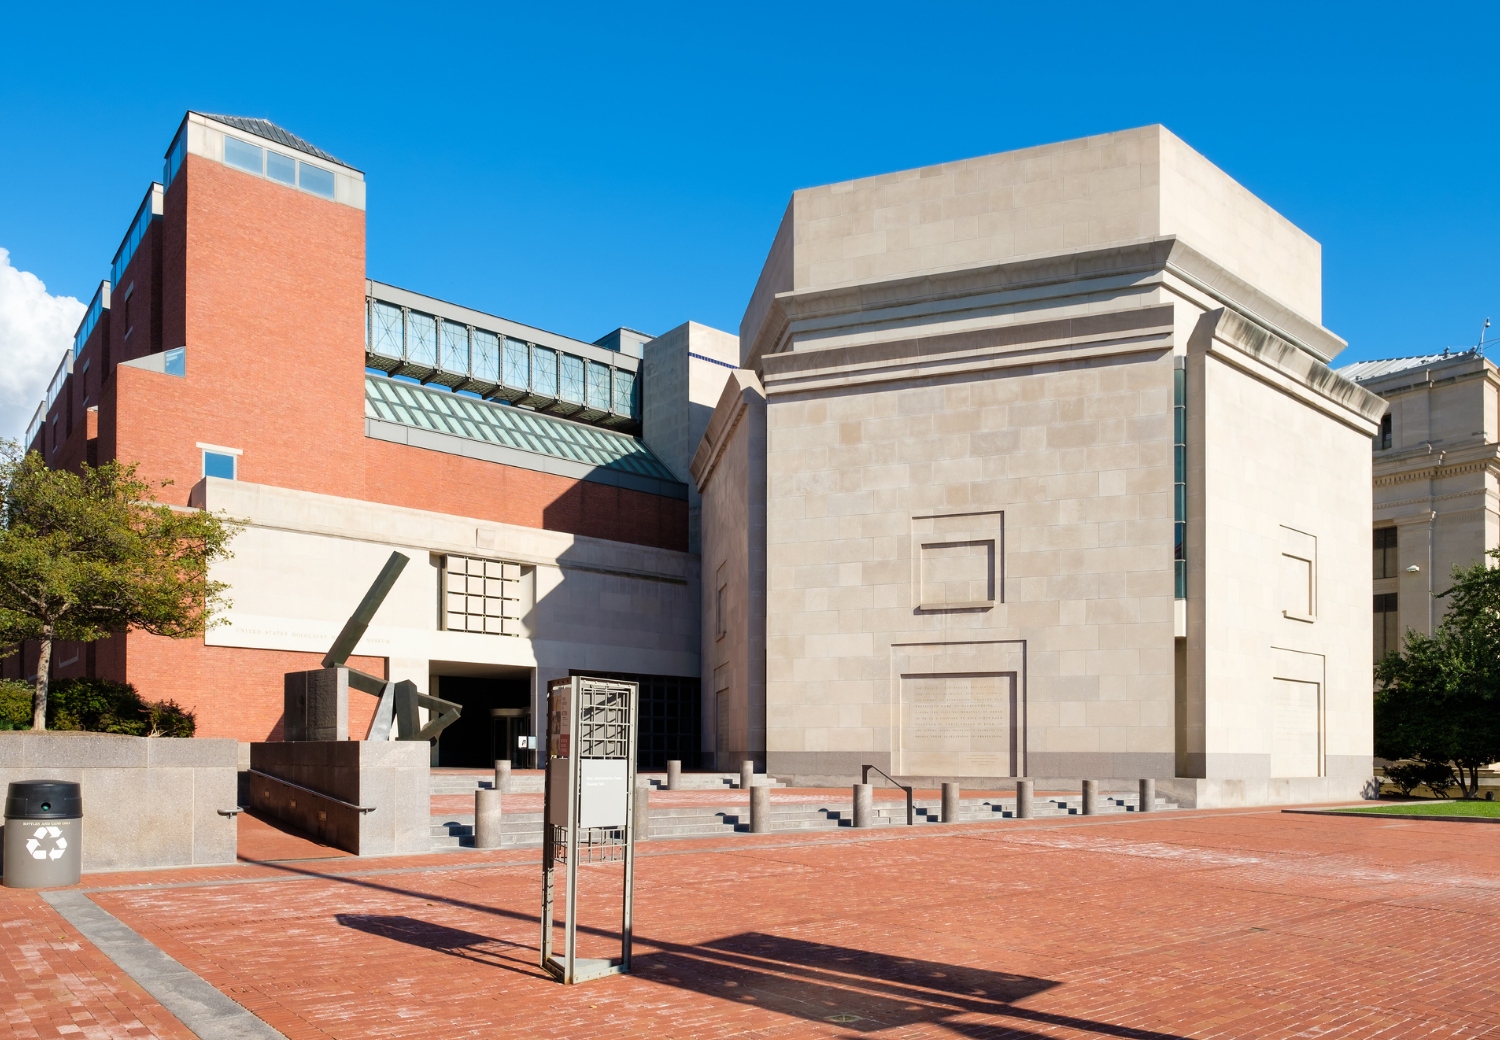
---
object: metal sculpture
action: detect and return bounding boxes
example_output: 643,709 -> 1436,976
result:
283,551 -> 461,743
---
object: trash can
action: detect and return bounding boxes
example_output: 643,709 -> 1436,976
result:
4,781 -> 82,888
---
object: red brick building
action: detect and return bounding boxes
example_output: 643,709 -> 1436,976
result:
10,113 -> 736,766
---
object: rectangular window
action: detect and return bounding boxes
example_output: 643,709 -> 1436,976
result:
559,354 -> 585,403
1173,358 -> 1187,598
407,312 -> 437,367
532,348 -> 558,397
1373,526 -> 1398,579
443,554 -> 523,636
715,564 -> 728,640
613,369 -> 635,416
1377,414 -> 1392,450
370,301 -> 403,358
1374,592 -> 1400,662
297,162 -> 335,199
163,127 -> 186,187
587,361 -> 612,410
223,136 -> 263,175
472,330 -> 500,383
203,451 -> 236,480
503,339 -> 530,389
266,150 -> 296,186
440,321 -> 469,374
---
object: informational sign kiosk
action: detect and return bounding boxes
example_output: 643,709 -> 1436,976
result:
540,675 -> 640,984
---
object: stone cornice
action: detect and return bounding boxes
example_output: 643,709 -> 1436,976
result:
690,370 -> 764,489
760,304 -> 1175,397
1202,309 -> 1385,434
1372,445 -> 1500,487
746,235 -> 1346,373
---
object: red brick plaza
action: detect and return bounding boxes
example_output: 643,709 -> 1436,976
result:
3,804 -> 1497,1039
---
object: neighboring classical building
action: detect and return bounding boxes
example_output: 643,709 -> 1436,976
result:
697,125 -> 1386,800
1340,349 -> 1500,659
9,112 -> 734,765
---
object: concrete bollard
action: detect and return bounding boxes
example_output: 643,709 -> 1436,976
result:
494,759 -> 511,794
1138,777 -> 1155,813
740,760 -> 755,791
1082,779 -> 1098,816
666,759 -> 682,791
634,784 -> 651,841
852,783 -> 873,828
1016,779 -> 1033,819
750,784 -> 770,833
941,782 -> 960,823
474,788 -> 502,849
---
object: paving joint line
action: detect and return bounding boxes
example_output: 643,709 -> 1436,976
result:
41,888 -> 287,1040
69,804 -> 1311,897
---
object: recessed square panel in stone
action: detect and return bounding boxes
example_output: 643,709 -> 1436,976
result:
920,540 -> 994,609
911,510 -> 1003,612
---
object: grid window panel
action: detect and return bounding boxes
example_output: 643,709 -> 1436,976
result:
588,362 -> 612,409
408,312 -> 438,367
532,348 -> 558,397
473,330 -> 500,382
559,354 -> 585,403
441,321 -> 469,374
442,554 -> 523,637
371,302 -> 403,358
503,339 -> 530,389
613,370 -> 635,416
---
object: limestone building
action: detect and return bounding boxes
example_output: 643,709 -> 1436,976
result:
1340,349 -> 1500,658
696,125 -> 1386,802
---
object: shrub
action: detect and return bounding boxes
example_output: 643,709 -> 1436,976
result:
143,699 -> 196,738
1385,760 -> 1457,799
0,679 -> 30,730
43,678 -> 194,737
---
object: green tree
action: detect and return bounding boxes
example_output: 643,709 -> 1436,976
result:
1375,549 -> 1500,799
0,445 -> 240,730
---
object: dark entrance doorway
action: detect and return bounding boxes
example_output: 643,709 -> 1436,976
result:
433,671 -> 532,768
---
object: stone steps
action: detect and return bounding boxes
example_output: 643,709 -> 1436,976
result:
427,794 -> 1179,850
429,771 -> 788,797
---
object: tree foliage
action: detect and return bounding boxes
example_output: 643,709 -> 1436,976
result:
0,446 -> 240,729
1375,550 -> 1500,799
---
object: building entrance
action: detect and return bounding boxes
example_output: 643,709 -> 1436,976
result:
432,671 -> 532,768
491,708 -> 533,769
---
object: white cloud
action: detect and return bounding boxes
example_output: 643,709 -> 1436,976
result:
0,248 -> 86,445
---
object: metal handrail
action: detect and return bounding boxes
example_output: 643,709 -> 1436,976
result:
861,764 -> 914,826
247,769 -> 376,814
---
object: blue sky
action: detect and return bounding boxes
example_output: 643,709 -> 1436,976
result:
1,1 -> 1496,436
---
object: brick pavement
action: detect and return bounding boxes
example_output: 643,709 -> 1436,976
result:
5,808 -> 1500,1038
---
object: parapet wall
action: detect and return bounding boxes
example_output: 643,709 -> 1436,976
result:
0,732 -> 238,871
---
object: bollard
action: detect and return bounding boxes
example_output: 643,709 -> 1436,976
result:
941,782 -> 960,823
494,759 -> 511,794
750,784 -> 771,833
1138,777 -> 1155,813
1082,779 -> 1098,816
634,784 -> 651,841
740,760 -> 755,791
474,788 -> 502,849
852,783 -> 873,828
1016,779 -> 1033,819
666,759 -> 682,791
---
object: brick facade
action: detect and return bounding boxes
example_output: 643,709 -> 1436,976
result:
10,114 -> 689,739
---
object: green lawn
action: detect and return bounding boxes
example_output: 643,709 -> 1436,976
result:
1337,800 -> 1500,818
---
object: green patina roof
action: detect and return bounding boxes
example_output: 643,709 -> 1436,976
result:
365,374 -> 678,482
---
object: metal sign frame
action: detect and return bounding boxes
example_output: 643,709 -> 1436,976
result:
540,675 -> 639,984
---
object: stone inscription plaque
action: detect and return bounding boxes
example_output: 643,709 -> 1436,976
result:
900,672 -> 1016,776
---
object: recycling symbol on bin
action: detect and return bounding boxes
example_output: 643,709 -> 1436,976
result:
25,826 -> 67,861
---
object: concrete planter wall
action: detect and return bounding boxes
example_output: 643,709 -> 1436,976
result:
248,741 -> 429,856
0,733 -> 238,872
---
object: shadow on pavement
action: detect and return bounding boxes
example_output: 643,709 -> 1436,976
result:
635,932 -> 1189,1040
335,913 -> 533,976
